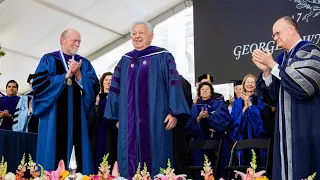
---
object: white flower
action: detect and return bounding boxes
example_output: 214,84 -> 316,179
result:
65,173 -> 83,180
4,172 -> 15,180
33,177 -> 41,180
114,177 -> 128,180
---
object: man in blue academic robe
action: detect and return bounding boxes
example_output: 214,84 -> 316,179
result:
105,21 -> 191,179
252,16 -> 320,179
32,28 -> 99,174
0,80 -> 20,130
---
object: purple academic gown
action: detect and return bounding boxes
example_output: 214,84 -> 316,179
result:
104,46 -> 191,179
95,92 -> 118,172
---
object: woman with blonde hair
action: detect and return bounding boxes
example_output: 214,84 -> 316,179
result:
229,74 -> 268,166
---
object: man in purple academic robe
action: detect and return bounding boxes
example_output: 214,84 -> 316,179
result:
105,21 -> 191,179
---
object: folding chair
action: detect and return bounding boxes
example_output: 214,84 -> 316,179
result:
224,138 -> 271,180
188,139 -> 222,179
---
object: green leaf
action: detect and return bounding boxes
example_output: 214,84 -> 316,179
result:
159,167 -> 165,175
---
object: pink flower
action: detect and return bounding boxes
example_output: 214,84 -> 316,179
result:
112,161 -> 119,177
44,160 -> 65,180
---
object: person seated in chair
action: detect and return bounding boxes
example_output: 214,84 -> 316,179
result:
186,82 -> 232,179
193,74 -> 224,104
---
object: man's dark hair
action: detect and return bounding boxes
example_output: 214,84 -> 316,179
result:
6,80 -> 19,90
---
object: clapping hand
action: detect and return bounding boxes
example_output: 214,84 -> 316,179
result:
0,110 -> 12,118
252,48 -> 276,70
229,96 -> 235,105
68,59 -> 82,80
197,108 -> 209,122
0,111 -> 4,119
241,92 -> 252,108
65,68 -> 73,79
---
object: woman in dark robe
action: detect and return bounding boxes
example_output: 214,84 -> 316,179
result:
185,82 -> 232,179
94,72 -> 118,172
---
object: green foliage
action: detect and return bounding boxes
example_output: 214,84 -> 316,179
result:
0,46 -> 5,58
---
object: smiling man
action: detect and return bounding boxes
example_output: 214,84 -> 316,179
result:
0,80 -> 20,130
252,16 -> 320,180
32,28 -> 99,174
105,21 -> 190,179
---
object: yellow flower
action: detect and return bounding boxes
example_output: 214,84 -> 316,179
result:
60,170 -> 69,180
256,176 -> 269,180
82,175 -> 90,180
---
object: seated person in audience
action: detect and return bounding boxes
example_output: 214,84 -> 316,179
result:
229,74 -> 269,166
226,80 -> 243,113
193,74 -> 224,104
186,82 -> 231,179
13,74 -> 39,132
0,80 -> 20,130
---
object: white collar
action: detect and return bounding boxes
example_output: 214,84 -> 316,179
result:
288,38 -> 302,52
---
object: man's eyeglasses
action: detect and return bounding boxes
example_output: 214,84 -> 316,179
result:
272,26 -> 291,39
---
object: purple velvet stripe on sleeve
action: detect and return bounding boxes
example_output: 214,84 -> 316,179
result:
127,60 -> 138,178
137,56 -> 152,171
115,66 -> 121,72
112,76 -> 120,84
169,79 -> 182,86
168,59 -> 176,65
109,86 -> 120,94
169,69 -> 179,76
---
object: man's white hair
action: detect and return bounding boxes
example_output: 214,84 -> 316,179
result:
130,21 -> 154,35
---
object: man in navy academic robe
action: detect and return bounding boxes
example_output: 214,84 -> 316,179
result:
32,28 -> 99,175
252,16 -> 320,179
105,21 -> 191,179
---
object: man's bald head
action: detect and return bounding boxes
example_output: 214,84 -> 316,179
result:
60,28 -> 81,55
275,16 -> 300,35
272,16 -> 301,51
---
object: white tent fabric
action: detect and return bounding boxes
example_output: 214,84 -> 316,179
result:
0,0 -> 186,94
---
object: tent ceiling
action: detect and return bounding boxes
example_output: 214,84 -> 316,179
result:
0,0 -> 187,93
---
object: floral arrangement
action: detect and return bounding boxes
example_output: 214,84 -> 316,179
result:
303,172 -> 317,180
132,162 -> 151,180
0,156 -> 8,180
0,152 -> 317,180
200,155 -> 214,180
28,154 -> 40,179
16,153 -> 27,180
233,150 -> 267,180
154,159 -> 186,180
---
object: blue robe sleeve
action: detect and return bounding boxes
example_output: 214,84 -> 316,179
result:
104,60 -> 122,121
12,96 -> 29,132
79,59 -> 100,119
279,44 -> 320,99
246,97 -> 265,137
207,100 -> 231,132
184,104 -> 201,136
230,98 -> 265,140
230,99 -> 243,141
256,73 -> 280,107
165,54 -> 191,119
32,54 -> 67,118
